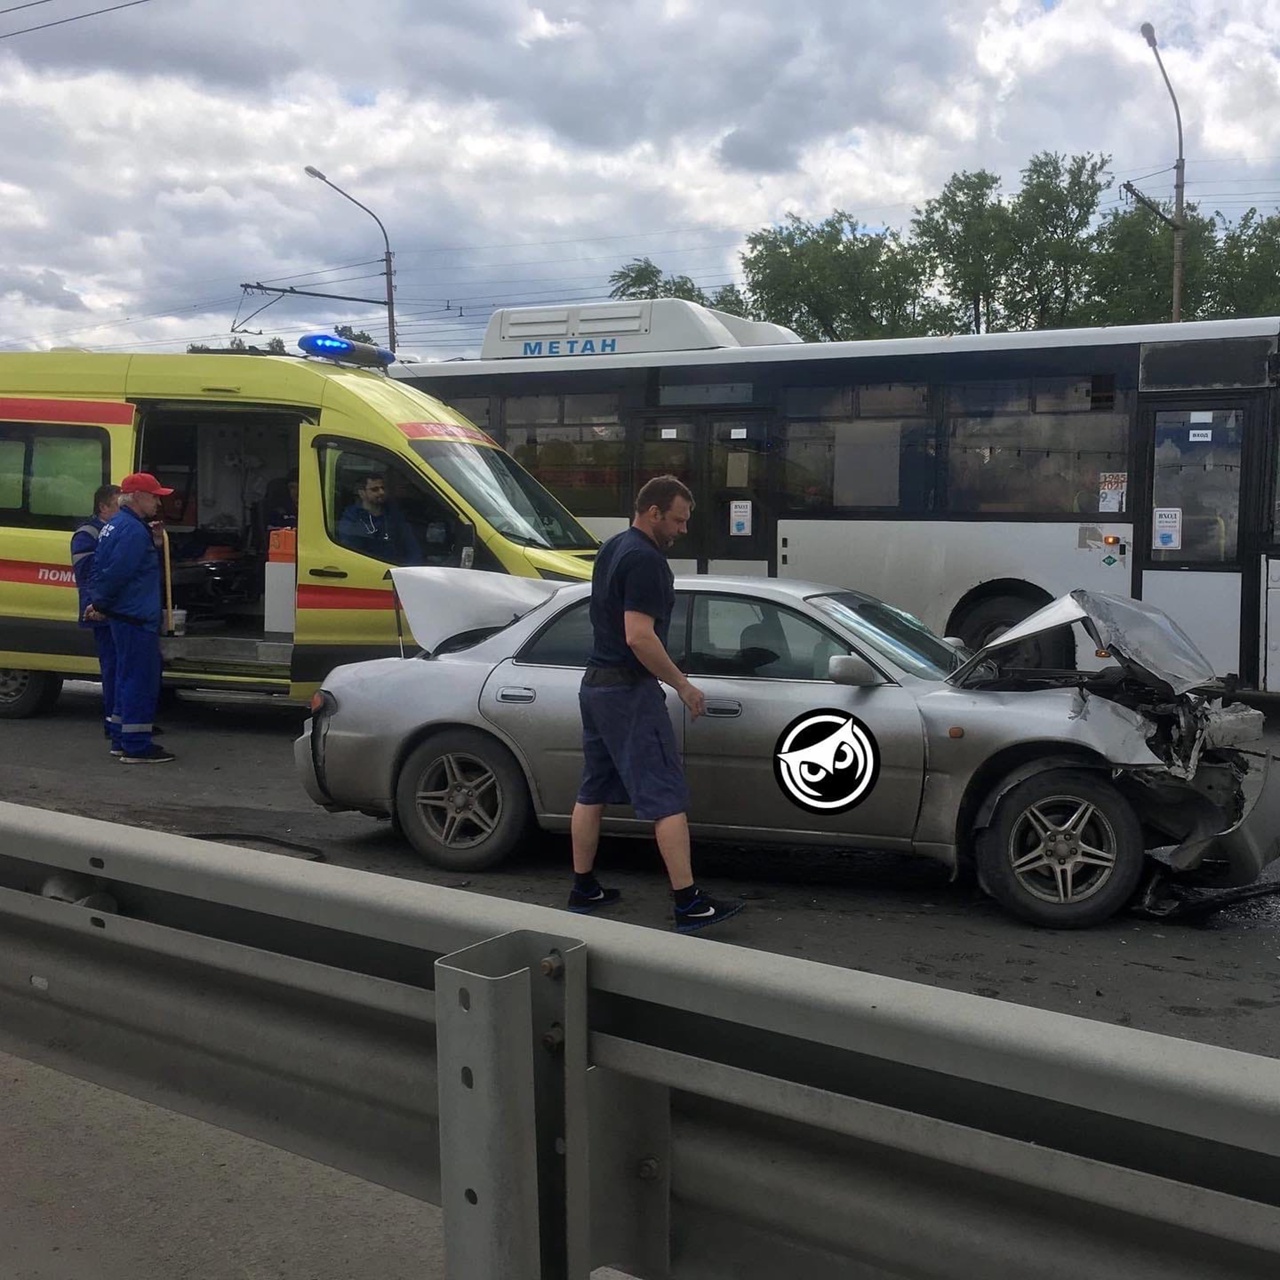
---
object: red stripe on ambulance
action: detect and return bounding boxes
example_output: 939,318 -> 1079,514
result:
296,585 -> 395,610
0,398 -> 134,426
0,558 -> 77,586
396,421 -> 493,445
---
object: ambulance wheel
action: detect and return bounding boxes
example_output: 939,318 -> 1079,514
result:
0,670 -> 62,719
395,729 -> 531,871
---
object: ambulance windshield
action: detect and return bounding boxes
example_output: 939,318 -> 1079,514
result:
411,440 -> 597,551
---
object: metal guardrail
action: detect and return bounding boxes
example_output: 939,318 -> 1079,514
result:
1,798 -> 1279,1278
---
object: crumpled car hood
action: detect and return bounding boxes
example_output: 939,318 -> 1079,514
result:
389,566 -> 563,654
950,589 -> 1219,695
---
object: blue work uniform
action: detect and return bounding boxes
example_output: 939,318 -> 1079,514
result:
70,515 -> 117,746
576,527 -> 689,822
337,502 -> 421,564
91,505 -> 163,756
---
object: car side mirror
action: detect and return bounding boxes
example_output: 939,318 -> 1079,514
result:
828,654 -> 882,687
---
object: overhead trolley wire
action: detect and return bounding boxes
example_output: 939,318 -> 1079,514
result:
0,0 -> 156,41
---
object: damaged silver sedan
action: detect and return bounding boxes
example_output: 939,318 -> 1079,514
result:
296,572 -> 1280,928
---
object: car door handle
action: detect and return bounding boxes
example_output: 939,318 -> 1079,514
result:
703,700 -> 742,717
308,567 -> 348,579
498,686 -> 536,703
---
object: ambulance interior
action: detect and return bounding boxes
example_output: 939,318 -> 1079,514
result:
137,408 -> 302,639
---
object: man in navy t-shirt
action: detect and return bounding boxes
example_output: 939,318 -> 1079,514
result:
567,474 -> 744,934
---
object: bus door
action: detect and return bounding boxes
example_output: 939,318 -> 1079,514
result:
1137,398 -> 1254,680
637,413 -> 775,575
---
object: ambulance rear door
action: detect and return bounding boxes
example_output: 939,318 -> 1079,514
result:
0,387 -> 137,682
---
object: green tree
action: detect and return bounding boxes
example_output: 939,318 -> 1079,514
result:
608,257 -> 710,303
187,335 -> 287,354
188,336 -> 247,353
707,283 -> 751,316
335,324 -> 376,343
912,169 -> 1010,334
740,212 -> 932,341
999,151 -> 1112,330
1207,208 -> 1280,319
1086,201 -> 1217,324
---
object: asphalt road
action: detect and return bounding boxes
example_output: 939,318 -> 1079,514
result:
4,680 -> 1280,1058
4,681 -> 1280,1277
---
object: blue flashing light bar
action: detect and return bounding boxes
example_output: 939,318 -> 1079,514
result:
298,333 -> 396,368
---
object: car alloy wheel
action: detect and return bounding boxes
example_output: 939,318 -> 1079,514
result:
394,728 -> 531,871
1007,794 -> 1118,906
976,768 -> 1145,928
415,750 -> 504,850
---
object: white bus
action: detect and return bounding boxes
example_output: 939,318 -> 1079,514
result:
393,299 -> 1280,687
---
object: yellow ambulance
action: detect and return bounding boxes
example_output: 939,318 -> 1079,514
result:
0,334 -> 595,717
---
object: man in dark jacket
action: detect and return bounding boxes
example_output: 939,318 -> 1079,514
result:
70,484 -> 122,748
337,473 -> 421,564
568,474 -> 743,933
88,473 -> 175,763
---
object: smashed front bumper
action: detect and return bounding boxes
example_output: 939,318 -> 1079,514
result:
1136,750 -> 1280,889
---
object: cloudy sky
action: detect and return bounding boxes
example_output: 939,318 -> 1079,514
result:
1,0 -> 1277,360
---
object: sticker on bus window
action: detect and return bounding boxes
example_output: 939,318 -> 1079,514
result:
1189,411 -> 1215,424
1153,508 -> 1182,551
1099,471 -> 1127,513
1189,429 -> 1213,442
730,499 -> 752,536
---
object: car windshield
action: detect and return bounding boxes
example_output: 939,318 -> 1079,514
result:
809,592 -> 962,681
411,441 -> 597,551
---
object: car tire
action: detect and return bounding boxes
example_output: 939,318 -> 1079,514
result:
976,768 -> 1145,928
0,670 -> 62,719
395,728 -> 531,871
954,595 -> 1072,669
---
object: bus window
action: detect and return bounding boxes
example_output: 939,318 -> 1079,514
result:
503,393 -> 626,517
946,380 -> 1128,515
443,397 -> 492,431
779,418 -> 936,512
946,381 -> 1031,415
1151,409 -> 1243,563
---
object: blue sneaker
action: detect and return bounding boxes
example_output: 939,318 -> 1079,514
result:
673,892 -> 744,934
567,883 -> 622,914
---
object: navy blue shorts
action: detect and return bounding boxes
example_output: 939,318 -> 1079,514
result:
577,677 -> 690,822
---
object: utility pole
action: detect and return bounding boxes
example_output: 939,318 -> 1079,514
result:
1141,23 -> 1185,322
304,166 -> 397,351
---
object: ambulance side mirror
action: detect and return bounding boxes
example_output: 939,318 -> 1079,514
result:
458,520 -> 475,570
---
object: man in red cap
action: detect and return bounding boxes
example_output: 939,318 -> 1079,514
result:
86,473 -> 176,763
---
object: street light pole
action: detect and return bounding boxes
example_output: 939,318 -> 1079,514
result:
304,165 -> 397,351
1140,22 -> 1185,323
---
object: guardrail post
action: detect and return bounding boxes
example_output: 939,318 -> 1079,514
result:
435,930 -> 588,1280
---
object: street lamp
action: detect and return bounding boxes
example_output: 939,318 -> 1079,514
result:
1140,22 -> 1186,323
304,165 -> 397,351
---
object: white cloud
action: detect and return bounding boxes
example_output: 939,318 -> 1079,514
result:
0,0 -> 1275,357
517,6 -> 586,46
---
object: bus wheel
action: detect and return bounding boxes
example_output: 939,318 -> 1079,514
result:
954,595 -> 1071,669
395,729 -> 531,871
0,670 -> 63,719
